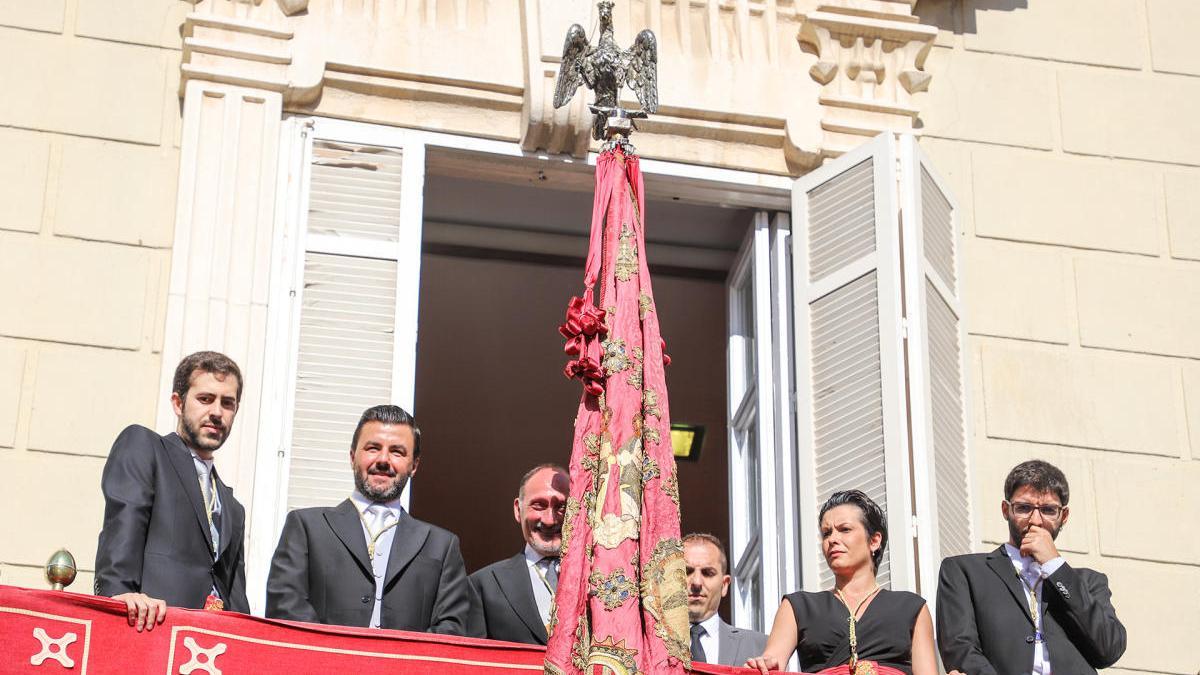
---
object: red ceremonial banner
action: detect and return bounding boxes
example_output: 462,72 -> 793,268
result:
0,585 -> 768,674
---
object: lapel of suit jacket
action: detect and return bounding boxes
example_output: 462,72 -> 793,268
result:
717,619 -> 735,665
161,433 -> 216,556
383,512 -> 430,589
324,499 -> 373,580
986,544 -> 1035,628
497,553 -> 547,643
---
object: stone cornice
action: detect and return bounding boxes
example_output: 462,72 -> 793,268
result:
177,0 -> 940,175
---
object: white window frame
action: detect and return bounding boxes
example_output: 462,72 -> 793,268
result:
243,117 -> 795,615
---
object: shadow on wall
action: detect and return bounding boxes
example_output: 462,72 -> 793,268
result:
915,0 -> 1028,35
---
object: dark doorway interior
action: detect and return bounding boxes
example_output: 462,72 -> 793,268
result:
410,154 -> 752,621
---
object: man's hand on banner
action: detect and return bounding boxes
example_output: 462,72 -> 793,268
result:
112,592 -> 167,632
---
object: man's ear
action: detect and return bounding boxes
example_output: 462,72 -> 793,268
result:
409,455 -> 420,477
513,497 -> 522,524
720,574 -> 730,599
171,391 -> 184,417
1059,505 -> 1070,529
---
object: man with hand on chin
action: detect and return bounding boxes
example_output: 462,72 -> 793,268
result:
95,351 -> 250,630
937,460 -> 1126,674
267,405 -> 472,634
470,464 -> 569,644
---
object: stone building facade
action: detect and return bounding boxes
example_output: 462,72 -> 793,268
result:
1,2 -> 1197,673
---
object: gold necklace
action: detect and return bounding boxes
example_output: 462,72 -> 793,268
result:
357,507 -> 400,559
834,585 -> 882,675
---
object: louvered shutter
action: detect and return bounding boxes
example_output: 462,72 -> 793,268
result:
285,137 -> 425,511
900,135 -> 972,597
792,134 -> 915,591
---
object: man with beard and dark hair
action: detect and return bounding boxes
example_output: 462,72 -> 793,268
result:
95,351 -> 250,630
937,460 -> 1126,675
266,405 -> 472,634
468,463 -> 569,644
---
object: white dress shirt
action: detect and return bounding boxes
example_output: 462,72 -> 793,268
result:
693,611 -> 721,664
351,490 -> 405,628
523,544 -> 559,627
1004,543 -> 1066,675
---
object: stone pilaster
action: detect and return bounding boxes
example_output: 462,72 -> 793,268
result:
159,6 -> 299,500
798,0 -> 936,157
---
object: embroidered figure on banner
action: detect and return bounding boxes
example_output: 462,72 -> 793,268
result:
30,627 -> 76,669
179,636 -> 227,675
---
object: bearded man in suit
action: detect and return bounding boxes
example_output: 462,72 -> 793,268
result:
937,460 -> 1126,674
469,463 -> 569,644
95,351 -> 250,631
684,533 -> 767,667
266,405 -> 472,634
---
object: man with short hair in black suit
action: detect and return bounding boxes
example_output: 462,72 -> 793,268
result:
683,532 -> 767,667
95,351 -> 250,630
937,460 -> 1126,674
266,405 -> 472,634
469,463 -> 569,644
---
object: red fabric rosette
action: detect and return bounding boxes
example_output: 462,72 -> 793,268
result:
559,295 -> 608,357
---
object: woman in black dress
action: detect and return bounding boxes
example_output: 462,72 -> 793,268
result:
746,491 -> 937,674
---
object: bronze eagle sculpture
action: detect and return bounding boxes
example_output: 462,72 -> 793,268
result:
553,0 -> 659,142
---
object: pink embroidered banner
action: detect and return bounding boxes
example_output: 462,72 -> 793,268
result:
548,148 -> 691,675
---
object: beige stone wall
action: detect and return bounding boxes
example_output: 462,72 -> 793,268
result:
0,1 -> 190,590
915,2 -> 1200,673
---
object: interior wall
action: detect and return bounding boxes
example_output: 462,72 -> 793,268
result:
412,252 -> 730,576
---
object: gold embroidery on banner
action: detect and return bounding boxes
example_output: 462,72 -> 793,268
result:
544,662 -> 567,675
589,568 -> 639,610
662,470 -> 680,507
570,614 -> 591,670
643,389 -> 662,419
641,457 -> 660,485
641,538 -> 692,665
614,226 -> 638,282
560,496 -> 581,559
631,346 -> 644,362
638,293 -> 654,319
643,425 -> 661,447
601,338 -> 631,376
627,365 -> 643,390
588,636 -> 639,675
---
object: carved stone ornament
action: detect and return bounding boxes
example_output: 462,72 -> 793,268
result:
798,0 -> 937,157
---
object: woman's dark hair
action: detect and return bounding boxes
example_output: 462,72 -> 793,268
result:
818,489 -> 888,572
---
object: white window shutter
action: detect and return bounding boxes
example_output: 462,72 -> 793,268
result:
287,251 -> 397,509
284,136 -> 425,511
900,135 -> 973,597
792,134 -> 915,592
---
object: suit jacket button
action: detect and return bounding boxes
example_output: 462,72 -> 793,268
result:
361,595 -> 371,603
1025,636 -> 1035,643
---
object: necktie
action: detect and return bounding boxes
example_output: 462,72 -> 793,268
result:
197,467 -> 218,558
541,557 -> 559,593
690,622 -> 707,663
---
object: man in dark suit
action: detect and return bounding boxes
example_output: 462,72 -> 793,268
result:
937,460 -> 1126,674
469,464 -> 569,644
266,405 -> 472,634
95,351 -> 250,630
684,533 -> 767,667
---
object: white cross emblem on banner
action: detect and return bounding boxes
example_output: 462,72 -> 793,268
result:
30,627 -> 77,668
179,636 -> 227,675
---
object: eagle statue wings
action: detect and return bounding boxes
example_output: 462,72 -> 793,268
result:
553,1 -> 658,141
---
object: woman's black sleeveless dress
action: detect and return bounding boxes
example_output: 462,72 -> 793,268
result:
783,588 -> 926,674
